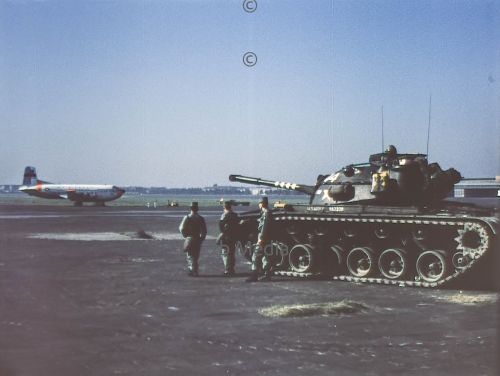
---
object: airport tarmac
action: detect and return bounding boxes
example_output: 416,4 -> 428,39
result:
0,205 -> 498,376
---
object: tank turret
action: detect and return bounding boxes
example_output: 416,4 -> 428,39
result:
230,149 -> 462,206
228,146 -> 497,289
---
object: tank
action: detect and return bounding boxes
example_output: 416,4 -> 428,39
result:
229,146 -> 498,288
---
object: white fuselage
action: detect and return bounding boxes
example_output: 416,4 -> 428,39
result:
19,183 -> 125,203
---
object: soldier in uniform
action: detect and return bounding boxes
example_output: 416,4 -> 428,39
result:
246,196 -> 273,282
383,144 -> 398,166
218,200 -> 240,276
179,201 -> 207,277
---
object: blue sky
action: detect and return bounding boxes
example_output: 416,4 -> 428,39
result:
0,0 -> 498,187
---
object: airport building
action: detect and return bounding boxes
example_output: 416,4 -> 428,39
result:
454,177 -> 500,198
0,185 -> 20,193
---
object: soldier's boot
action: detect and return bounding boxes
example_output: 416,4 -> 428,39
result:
224,269 -> 235,277
245,271 -> 258,282
258,270 -> 272,282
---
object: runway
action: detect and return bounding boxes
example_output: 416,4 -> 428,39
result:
0,205 -> 498,375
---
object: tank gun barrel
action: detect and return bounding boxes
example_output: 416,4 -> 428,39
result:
229,174 -> 315,195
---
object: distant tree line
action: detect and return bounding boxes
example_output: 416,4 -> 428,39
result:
124,186 -> 302,195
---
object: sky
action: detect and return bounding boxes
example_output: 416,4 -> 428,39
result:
0,0 -> 498,187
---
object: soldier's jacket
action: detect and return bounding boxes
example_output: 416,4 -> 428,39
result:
217,211 -> 239,245
257,208 -> 272,244
179,213 -> 207,252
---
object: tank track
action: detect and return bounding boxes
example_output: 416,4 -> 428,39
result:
270,213 -> 498,288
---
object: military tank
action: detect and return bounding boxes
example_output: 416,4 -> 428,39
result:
229,146 -> 498,288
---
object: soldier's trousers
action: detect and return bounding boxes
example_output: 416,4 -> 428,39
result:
186,247 -> 201,273
221,243 -> 236,273
251,243 -> 271,274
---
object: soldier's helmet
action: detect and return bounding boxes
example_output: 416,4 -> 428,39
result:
259,196 -> 269,207
385,145 -> 397,156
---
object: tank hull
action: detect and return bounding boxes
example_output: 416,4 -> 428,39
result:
237,203 -> 498,288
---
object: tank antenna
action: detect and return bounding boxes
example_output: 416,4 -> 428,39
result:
381,105 -> 384,152
331,92 -> 335,164
426,94 -> 432,158
330,0 -> 335,165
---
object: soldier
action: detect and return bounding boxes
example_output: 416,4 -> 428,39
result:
218,200 -> 240,276
383,144 -> 398,166
246,196 -> 273,282
179,201 -> 207,277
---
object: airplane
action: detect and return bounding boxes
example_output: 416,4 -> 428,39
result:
18,166 -> 125,206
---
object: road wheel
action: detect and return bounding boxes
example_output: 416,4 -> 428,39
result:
330,245 -> 346,275
378,248 -> 408,280
416,250 -> 449,282
271,241 -> 289,270
289,244 -> 315,273
347,247 -> 376,278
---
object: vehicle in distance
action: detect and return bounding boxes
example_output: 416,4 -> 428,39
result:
18,166 -> 125,206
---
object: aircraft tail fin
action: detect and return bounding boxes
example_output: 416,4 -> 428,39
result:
23,166 -> 51,185
23,166 -> 37,185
